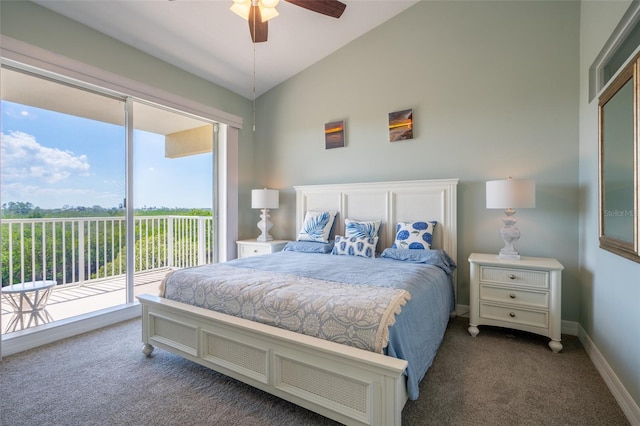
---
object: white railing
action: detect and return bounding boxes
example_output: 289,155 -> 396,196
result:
1,215 -> 214,287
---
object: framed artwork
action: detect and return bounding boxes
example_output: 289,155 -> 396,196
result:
388,109 -> 413,142
325,120 -> 345,149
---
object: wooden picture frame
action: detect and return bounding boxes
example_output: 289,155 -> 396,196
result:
598,52 -> 640,263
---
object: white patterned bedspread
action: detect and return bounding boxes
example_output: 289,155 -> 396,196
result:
161,264 -> 411,353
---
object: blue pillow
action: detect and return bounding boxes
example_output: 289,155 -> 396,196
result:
392,221 -> 437,249
345,218 -> 381,239
381,248 -> 457,275
331,235 -> 378,259
283,240 -> 334,253
297,211 -> 337,243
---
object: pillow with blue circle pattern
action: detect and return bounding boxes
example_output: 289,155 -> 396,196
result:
331,235 -> 378,258
392,221 -> 437,249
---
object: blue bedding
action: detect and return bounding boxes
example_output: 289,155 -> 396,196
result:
221,250 -> 456,400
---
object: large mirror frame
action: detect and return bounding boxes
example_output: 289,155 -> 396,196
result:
598,53 -> 639,263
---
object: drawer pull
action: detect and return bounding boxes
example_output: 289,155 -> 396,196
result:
509,312 -> 516,318
509,274 -> 516,280
509,293 -> 516,299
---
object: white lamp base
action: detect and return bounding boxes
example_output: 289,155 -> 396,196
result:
256,208 -> 274,242
497,208 -> 521,259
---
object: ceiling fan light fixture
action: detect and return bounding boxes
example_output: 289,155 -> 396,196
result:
231,0 -> 279,22
231,0 -> 346,43
261,0 -> 279,9
230,1 -> 251,20
260,6 -> 279,21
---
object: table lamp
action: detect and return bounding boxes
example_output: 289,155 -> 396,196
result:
252,188 -> 279,241
486,177 -> 536,259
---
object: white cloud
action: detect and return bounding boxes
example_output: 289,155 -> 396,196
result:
4,107 -> 35,120
1,131 -> 90,183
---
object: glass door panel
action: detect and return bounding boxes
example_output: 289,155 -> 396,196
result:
1,67 -> 126,334
131,101 -> 214,299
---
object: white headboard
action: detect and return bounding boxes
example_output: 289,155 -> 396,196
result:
294,178 -> 459,274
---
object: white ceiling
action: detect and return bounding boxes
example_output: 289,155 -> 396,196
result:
34,0 -> 418,100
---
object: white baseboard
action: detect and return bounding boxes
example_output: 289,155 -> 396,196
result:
561,319 -> 579,336
455,303 -> 470,318
578,324 -> 640,425
1,303 -> 141,357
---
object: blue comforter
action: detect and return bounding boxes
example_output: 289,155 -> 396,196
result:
221,250 -> 456,400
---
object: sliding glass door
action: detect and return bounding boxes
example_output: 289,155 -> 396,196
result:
1,67 -> 127,332
130,101 -> 215,296
1,68 -> 217,337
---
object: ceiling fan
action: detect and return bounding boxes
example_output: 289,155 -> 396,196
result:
231,0 -> 347,43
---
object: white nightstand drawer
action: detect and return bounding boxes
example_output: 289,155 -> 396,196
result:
240,244 -> 272,257
236,240 -> 289,259
479,285 -> 549,309
480,266 -> 549,289
479,302 -> 548,329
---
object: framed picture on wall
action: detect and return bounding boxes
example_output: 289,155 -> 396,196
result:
388,109 -> 413,142
325,120 -> 345,149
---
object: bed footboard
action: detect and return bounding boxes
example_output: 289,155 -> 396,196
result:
138,294 -> 408,426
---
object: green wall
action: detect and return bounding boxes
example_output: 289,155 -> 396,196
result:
254,1 -> 581,320
579,0 -> 640,411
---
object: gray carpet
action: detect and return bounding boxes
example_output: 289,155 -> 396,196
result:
0,316 -> 629,426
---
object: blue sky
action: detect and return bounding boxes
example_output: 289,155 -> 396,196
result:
1,101 -> 212,210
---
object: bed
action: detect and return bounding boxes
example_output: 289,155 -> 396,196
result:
137,178 -> 458,426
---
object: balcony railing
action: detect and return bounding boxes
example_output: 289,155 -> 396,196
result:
1,215 -> 214,287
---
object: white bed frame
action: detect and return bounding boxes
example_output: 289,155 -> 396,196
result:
137,178 -> 458,426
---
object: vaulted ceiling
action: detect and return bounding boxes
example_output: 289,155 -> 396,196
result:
34,0 -> 418,99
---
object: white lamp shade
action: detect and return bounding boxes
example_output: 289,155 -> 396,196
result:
486,179 -> 536,209
252,189 -> 279,209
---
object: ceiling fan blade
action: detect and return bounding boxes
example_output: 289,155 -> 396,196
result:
249,5 -> 268,43
285,0 -> 346,19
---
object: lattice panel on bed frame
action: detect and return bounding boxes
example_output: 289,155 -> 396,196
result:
148,313 -> 199,357
202,332 -> 269,383
277,357 -> 369,417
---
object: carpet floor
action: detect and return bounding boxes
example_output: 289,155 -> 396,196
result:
0,316 -> 629,425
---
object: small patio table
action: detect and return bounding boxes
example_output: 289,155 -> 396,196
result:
1,280 -> 56,332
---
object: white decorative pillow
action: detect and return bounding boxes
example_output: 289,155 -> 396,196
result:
297,211 -> 337,243
392,221 -> 437,249
332,235 -> 378,258
345,218 -> 381,239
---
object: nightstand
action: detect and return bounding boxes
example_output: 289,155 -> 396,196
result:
236,239 -> 289,259
468,253 -> 564,352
